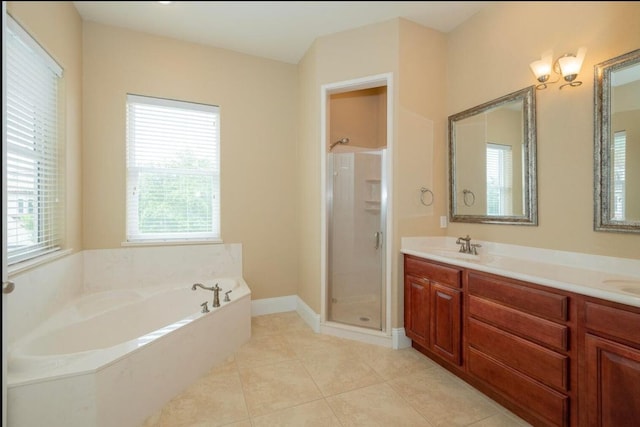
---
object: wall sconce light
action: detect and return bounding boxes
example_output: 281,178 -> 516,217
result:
529,47 -> 587,90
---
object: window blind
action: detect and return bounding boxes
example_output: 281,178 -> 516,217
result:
126,94 -> 220,242
486,143 -> 513,216
6,15 -> 64,265
612,130 -> 626,220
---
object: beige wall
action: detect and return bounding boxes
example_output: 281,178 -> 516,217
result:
7,1 -> 83,256
395,20 -> 449,327
329,87 -> 387,150
447,1 -> 640,259
297,19 -> 401,315
7,2 -> 639,329
82,22 -> 299,300
297,18 -> 448,327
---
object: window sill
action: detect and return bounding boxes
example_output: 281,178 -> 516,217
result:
121,239 -> 224,248
8,248 -> 74,277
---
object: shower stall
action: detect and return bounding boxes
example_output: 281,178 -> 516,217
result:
327,146 -> 386,330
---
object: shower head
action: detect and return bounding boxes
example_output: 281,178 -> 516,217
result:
329,137 -> 350,151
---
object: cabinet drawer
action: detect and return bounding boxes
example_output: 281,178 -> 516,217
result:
585,302 -> 640,345
469,296 -> 569,352
468,347 -> 569,427
405,256 -> 461,288
468,271 -> 568,321
468,318 -> 569,391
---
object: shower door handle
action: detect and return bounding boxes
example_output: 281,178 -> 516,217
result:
374,231 -> 382,250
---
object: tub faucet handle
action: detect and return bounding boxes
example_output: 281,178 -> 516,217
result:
200,301 -> 210,313
224,290 -> 232,302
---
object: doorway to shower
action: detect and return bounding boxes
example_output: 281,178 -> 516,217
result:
324,78 -> 390,332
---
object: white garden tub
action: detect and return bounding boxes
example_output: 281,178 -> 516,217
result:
8,277 -> 251,427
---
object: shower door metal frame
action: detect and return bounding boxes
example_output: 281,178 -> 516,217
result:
320,73 -> 393,339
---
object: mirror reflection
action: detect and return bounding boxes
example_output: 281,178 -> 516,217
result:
449,86 -> 537,225
595,48 -> 640,233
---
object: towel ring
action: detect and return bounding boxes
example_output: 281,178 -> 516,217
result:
420,187 -> 434,206
462,189 -> 475,206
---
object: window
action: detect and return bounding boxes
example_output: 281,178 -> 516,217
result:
612,130 -> 626,220
126,94 -> 220,242
486,143 -> 513,216
6,16 -> 64,265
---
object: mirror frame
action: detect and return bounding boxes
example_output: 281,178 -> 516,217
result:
594,48 -> 640,233
448,86 -> 538,225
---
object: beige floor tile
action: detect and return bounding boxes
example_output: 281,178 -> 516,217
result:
239,360 -> 323,417
389,368 -> 500,427
234,334 -> 298,369
219,421 -> 253,427
302,352 -> 384,396
326,382 -> 431,427
251,312 -> 312,338
468,412 -> 533,426
282,329 -> 355,360
207,356 -> 238,376
357,345 -> 438,380
147,312 -> 537,426
149,372 -> 249,427
251,399 -> 342,427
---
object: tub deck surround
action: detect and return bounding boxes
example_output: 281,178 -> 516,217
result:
6,243 -> 250,427
82,243 -> 243,292
401,236 -> 640,307
8,277 -> 251,427
8,277 -> 248,386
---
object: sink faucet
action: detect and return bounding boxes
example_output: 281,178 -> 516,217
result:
456,235 -> 481,255
456,235 -> 471,253
191,283 -> 222,307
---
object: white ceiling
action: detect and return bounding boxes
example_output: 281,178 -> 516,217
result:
73,1 -> 491,64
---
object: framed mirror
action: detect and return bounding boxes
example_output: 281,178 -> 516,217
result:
594,48 -> 640,233
448,86 -> 537,225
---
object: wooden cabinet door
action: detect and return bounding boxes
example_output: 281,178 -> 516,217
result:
430,282 -> 461,365
585,334 -> 640,426
404,274 -> 430,349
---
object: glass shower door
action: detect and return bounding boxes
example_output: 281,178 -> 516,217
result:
328,148 -> 385,330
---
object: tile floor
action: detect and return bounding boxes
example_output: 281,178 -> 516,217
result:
142,312 -> 532,426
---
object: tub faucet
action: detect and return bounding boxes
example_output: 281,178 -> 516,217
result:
191,283 -> 222,308
212,284 -> 221,308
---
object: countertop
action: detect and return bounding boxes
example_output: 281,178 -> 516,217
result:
401,237 -> 640,308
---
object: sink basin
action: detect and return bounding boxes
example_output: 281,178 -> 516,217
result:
428,249 -> 493,263
602,279 -> 640,295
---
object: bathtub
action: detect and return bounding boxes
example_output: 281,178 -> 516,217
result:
7,277 -> 251,427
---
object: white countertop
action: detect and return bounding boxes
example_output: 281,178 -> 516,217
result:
401,237 -> 640,308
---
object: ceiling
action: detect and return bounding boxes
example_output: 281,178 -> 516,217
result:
73,1 -> 491,64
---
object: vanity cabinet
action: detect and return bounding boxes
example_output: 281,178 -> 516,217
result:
582,299 -> 640,426
403,253 -> 640,427
404,255 -> 462,367
466,271 -> 575,427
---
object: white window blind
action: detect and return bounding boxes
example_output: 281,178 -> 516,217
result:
612,130 -> 626,220
486,143 -> 513,216
126,94 -> 220,242
6,15 -> 64,265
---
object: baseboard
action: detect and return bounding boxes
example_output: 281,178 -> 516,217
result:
392,328 -> 412,349
251,295 -> 297,316
251,295 -> 409,349
296,296 -> 321,333
321,322 -> 393,347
